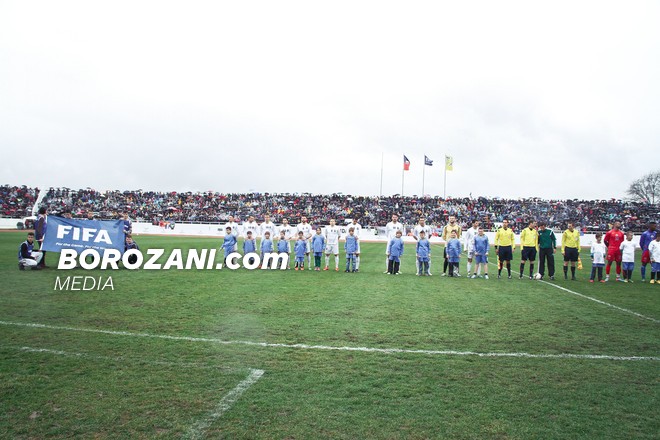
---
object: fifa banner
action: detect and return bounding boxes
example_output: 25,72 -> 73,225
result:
41,217 -> 126,254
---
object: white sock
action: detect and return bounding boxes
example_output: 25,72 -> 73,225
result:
356,256 -> 360,269
335,255 -> 339,269
467,261 -> 472,274
325,255 -> 329,267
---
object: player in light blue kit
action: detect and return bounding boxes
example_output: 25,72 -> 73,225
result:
294,231 -> 307,270
446,230 -> 462,277
277,231 -> 290,269
222,227 -> 237,263
243,231 -> 257,266
387,230 -> 404,275
311,227 -> 325,271
243,231 -> 256,253
344,227 -> 359,272
260,231 -> 274,269
416,230 -> 431,276
472,227 -> 490,279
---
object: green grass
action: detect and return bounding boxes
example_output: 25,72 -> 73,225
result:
1,231 -> 658,439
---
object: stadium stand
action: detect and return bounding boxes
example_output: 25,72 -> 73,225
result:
0,185 -> 38,218
16,186 -> 654,233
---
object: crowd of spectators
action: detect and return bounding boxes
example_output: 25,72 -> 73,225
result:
0,185 -> 38,218
3,185 -> 657,233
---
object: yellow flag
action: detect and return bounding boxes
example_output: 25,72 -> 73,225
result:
445,155 -> 453,171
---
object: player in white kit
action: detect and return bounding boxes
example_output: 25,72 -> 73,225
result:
324,219 -> 341,271
224,215 -> 240,251
242,216 -> 259,243
279,218 -> 295,240
260,214 -> 278,249
463,220 -> 480,277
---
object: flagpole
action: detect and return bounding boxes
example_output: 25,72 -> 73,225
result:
443,156 -> 447,199
422,154 -> 426,196
379,152 -> 384,197
401,166 -> 404,196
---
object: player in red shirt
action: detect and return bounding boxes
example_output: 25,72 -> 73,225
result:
603,220 -> 624,282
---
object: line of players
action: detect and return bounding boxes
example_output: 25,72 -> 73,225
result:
589,220 -> 659,283
220,213 -> 660,283
223,215 -> 362,272
391,215 -> 659,282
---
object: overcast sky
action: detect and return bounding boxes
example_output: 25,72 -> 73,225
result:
1,1 -> 658,200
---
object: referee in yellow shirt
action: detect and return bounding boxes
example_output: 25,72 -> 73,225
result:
561,222 -> 581,280
495,219 -> 515,279
442,215 -> 462,276
519,220 -> 539,279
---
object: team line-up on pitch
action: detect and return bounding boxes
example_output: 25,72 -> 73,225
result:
45,214 -> 660,283
216,214 -> 660,282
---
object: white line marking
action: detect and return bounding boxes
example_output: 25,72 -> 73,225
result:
1,320 -> 657,362
182,369 -> 264,440
7,345 -> 263,439
539,280 -> 660,323
487,262 -> 659,323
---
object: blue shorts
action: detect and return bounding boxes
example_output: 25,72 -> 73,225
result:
622,262 -> 634,271
476,255 -> 488,264
592,263 -> 604,268
652,262 -> 660,272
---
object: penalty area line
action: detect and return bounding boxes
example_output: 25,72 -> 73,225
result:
487,262 -> 659,324
182,368 -> 264,440
7,345 -> 264,440
0,320 -> 658,362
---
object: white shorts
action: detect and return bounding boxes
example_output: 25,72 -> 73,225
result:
325,243 -> 339,255
467,248 -> 475,259
20,252 -> 43,267
386,241 -> 392,255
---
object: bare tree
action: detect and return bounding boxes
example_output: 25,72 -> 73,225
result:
627,170 -> 660,204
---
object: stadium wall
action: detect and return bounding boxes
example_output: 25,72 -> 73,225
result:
0,218 -> 643,247
0,218 -> 26,230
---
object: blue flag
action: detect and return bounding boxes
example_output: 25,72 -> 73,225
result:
41,217 -> 126,254
424,155 -> 433,166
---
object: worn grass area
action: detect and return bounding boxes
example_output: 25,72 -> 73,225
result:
1,232 -> 658,439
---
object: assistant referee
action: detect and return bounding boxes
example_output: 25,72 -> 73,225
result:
495,219 -> 515,279
561,222 -> 580,280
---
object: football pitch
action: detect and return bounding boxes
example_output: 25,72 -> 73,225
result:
1,232 -> 658,439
